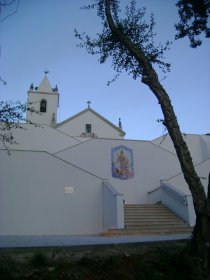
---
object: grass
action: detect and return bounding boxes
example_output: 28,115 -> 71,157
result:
0,243 -> 208,280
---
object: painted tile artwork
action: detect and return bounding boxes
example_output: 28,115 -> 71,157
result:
111,145 -> 134,180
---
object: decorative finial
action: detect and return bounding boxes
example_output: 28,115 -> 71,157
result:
87,101 -> 91,108
118,117 -> 122,130
51,113 -> 56,127
53,85 -> 58,92
44,69 -> 49,75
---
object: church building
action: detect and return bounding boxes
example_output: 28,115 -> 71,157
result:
0,76 -> 209,236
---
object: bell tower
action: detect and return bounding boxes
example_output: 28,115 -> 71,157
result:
26,75 -> 59,126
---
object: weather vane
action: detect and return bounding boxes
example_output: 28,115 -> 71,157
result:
44,69 -> 50,75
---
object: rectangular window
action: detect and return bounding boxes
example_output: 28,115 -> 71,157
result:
86,124 -> 91,133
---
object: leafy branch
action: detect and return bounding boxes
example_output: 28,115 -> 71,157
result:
75,0 -> 171,84
0,101 -> 39,153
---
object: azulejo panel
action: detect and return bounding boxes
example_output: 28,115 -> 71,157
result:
111,145 -> 134,180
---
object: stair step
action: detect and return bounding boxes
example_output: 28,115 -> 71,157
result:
105,227 -> 192,234
125,214 -> 185,219
125,220 -> 185,226
125,214 -> 180,218
125,224 -> 189,229
124,204 -> 167,208
125,216 -> 184,221
102,227 -> 193,236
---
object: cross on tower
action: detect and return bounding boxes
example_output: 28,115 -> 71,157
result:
87,101 -> 91,108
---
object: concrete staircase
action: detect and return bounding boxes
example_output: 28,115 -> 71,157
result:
102,203 -> 193,236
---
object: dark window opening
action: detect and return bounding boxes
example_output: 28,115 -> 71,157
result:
40,99 -> 47,113
86,124 -> 91,133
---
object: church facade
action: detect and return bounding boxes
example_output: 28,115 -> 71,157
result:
0,76 -> 209,236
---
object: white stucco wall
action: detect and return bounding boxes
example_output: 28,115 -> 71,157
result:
55,139 -> 182,204
167,158 -> 210,195
0,150 -> 103,235
57,110 -> 124,139
0,124 -> 86,153
153,134 -> 210,164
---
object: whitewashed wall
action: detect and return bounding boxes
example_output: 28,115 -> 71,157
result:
0,124 -> 86,153
56,138 -> 182,204
0,150 -> 103,235
153,134 -> 210,164
167,158 -> 210,195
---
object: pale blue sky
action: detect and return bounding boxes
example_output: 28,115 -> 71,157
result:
0,0 -> 209,140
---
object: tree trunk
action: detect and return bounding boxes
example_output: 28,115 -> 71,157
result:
190,213 -> 210,279
142,73 -> 210,280
104,0 -> 210,278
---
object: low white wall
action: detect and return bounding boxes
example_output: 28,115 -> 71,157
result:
102,180 -> 124,230
0,150 -> 104,235
161,182 -> 192,225
148,181 -> 195,226
186,195 -> 196,226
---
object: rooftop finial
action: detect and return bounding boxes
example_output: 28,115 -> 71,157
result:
53,85 -> 58,92
118,117 -> 122,130
87,100 -> 91,108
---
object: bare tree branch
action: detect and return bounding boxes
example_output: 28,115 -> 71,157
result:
0,0 -> 20,23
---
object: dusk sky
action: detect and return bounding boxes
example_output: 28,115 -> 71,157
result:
0,0 -> 209,140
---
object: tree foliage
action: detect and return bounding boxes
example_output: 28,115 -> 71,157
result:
0,0 -> 20,23
175,0 -> 210,47
75,0 -> 171,84
0,100 -> 39,152
0,101 -> 27,148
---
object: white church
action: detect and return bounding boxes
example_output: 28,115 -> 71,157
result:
0,75 -> 209,236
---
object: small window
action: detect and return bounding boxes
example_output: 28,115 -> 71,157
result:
40,99 -> 47,112
86,124 -> 91,133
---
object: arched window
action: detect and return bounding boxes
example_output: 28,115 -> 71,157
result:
40,99 -> 47,112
